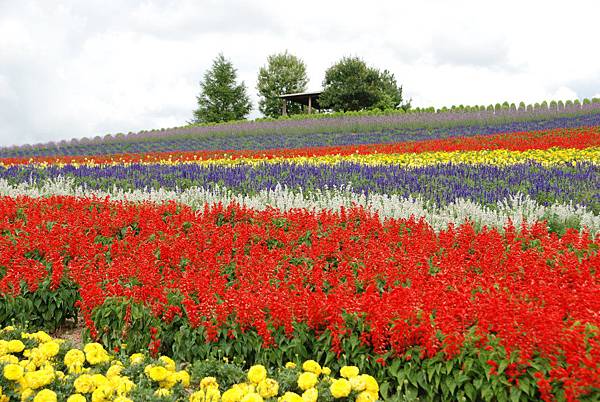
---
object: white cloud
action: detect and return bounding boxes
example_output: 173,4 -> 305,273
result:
1,0 -> 600,147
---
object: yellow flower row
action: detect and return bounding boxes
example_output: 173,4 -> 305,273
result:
8,147 -> 599,169
0,326 -> 380,401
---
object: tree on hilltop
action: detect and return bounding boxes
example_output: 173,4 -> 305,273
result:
320,56 -> 409,112
192,54 -> 252,124
257,51 -> 309,118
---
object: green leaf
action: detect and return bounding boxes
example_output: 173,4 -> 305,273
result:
379,382 -> 390,400
510,387 -> 522,402
464,382 -> 476,401
498,360 -> 508,375
518,377 -> 531,396
445,376 -> 457,396
427,364 -> 436,382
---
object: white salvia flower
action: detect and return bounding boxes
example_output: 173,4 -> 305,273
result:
0,178 -> 597,234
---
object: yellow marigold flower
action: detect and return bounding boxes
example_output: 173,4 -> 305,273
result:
159,372 -> 178,389
68,363 -> 85,374
19,359 -> 36,371
147,365 -> 169,382
114,376 -> 135,395
190,390 -> 206,402
302,387 -> 318,402
7,340 -> 25,353
190,389 -> 220,402
39,342 -> 60,358
65,349 -> 85,366
91,384 -> 113,402
257,378 -> 279,398
88,351 -> 110,365
278,392 -> 303,402
66,394 -> 87,402
241,393 -> 264,402
340,365 -> 360,379
248,364 -> 267,384
3,363 -> 24,380
33,331 -> 52,343
2,326 -> 15,331
159,355 -> 176,371
330,378 -> 352,398
297,372 -> 318,391
106,364 -> 123,378
361,375 -> 379,393
322,367 -> 331,376
74,373 -> 96,394
176,370 -> 190,387
205,387 -> 221,402
21,388 -> 34,402
84,343 -> 110,365
154,388 -> 171,397
91,373 -> 109,387
222,387 -> 243,402
0,355 -> 18,364
301,360 -> 321,375
27,348 -> 47,366
350,375 -> 366,392
0,340 -> 8,356
200,376 -> 219,390
23,369 -> 54,390
128,353 -> 144,364
356,391 -> 379,402
33,389 -> 57,402
233,382 -> 254,394
285,362 -> 297,369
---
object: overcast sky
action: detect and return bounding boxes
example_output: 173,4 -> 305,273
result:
1,0 -> 600,147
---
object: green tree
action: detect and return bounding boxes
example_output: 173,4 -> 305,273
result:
373,69 -> 409,111
319,57 -> 408,112
192,54 -> 252,124
257,51 -> 308,118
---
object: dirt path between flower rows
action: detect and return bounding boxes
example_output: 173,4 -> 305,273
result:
51,320 -> 85,348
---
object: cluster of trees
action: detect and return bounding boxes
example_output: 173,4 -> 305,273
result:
191,53 -> 410,124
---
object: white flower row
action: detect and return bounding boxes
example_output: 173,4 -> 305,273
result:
0,177 -> 597,233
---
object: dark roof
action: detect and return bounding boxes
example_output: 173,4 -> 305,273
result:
278,91 -> 323,109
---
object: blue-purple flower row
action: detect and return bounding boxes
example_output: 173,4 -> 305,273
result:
1,161 -> 597,212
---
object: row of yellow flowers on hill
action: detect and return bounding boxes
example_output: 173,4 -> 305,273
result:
5,147 -> 598,169
0,326 -> 380,401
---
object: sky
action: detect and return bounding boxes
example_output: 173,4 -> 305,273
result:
1,0 -> 600,148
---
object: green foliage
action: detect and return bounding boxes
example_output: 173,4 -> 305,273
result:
0,278 -> 78,332
190,358 -> 246,390
257,51 -> 308,118
319,56 -> 408,112
87,297 -> 161,353
191,53 -> 252,124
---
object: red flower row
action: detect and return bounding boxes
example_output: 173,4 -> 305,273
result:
1,126 -> 599,165
0,196 -> 599,397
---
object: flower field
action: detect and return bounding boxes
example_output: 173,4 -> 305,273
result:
0,107 -> 599,401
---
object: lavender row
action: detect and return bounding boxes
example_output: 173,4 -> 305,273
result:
3,105 -> 600,157
1,162 -> 598,212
